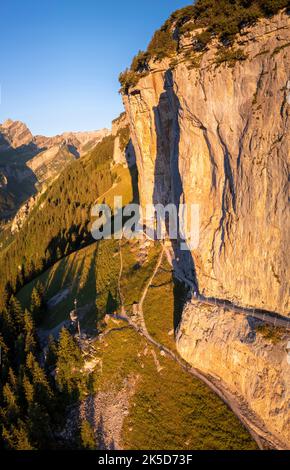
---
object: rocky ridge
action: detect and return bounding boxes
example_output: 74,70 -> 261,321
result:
0,120 -> 109,221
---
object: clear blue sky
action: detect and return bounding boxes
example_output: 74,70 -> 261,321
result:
0,0 -> 190,136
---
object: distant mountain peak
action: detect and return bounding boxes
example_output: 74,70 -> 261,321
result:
0,119 -> 33,149
2,118 -> 15,127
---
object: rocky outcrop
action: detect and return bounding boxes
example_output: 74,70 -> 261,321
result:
11,194 -> 37,234
176,301 -> 290,449
0,119 -> 34,150
34,128 -> 109,157
0,172 -> 8,188
124,11 -> 290,316
112,113 -> 136,167
26,143 -> 76,186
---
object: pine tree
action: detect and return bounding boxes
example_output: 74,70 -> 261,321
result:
30,287 -> 42,311
2,382 -> 19,421
30,287 -> 42,325
56,328 -> 85,398
35,281 -> 45,297
23,309 -> 36,354
26,352 -> 52,403
0,335 -> 9,379
26,402 -> 52,448
0,308 -> 15,343
14,333 -> 25,366
45,335 -> 58,369
8,295 -> 23,332
7,367 -> 18,392
2,420 -> 34,450
22,373 -> 34,404
80,419 -> 96,450
13,422 -> 34,450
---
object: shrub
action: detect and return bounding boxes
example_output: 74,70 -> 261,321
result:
215,47 -> 248,67
193,31 -> 212,51
147,29 -> 177,61
256,324 -> 284,344
80,419 -> 96,449
131,50 -> 150,73
119,69 -> 139,94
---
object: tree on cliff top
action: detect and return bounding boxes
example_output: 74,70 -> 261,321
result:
119,0 -> 289,93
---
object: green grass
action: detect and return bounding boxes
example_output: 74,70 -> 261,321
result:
90,319 -> 257,450
96,164 -> 137,209
17,243 -> 98,330
17,239 -> 120,331
89,238 -> 256,449
17,233 -> 258,449
143,256 -> 177,350
91,320 -> 143,392
16,156 -> 136,331
120,239 -> 161,308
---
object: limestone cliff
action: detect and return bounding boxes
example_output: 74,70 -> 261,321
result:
124,10 -> 290,316
176,301 -> 290,448
123,10 -> 290,448
112,113 -> 136,167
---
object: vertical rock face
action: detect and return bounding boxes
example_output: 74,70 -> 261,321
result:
176,302 -> 290,448
112,113 -> 136,167
124,11 -> 290,316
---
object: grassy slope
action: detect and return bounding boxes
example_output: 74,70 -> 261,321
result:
17,162 -> 135,330
15,149 -> 257,449
18,242 -> 99,330
143,255 -> 178,351
91,317 -> 257,450
18,234 -> 257,450
120,239 -> 161,308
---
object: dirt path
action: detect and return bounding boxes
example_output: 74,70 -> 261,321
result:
165,247 -> 290,331
118,237 -> 125,308
138,244 -> 165,336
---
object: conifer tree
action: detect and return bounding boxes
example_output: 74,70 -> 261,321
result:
0,335 -> 9,379
2,382 -> 19,421
8,295 -> 23,332
14,333 -> 25,366
26,402 -> 52,448
45,335 -> 58,369
22,373 -> 34,404
23,309 -> 36,354
0,307 -> 15,342
56,328 -> 85,398
26,352 -> 52,403
2,420 -> 34,450
36,281 -> 45,297
30,287 -> 43,325
80,419 -> 96,450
